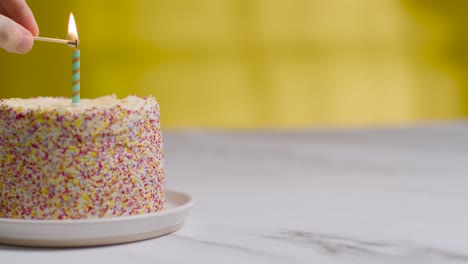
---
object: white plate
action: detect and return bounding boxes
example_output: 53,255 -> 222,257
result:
0,189 -> 193,247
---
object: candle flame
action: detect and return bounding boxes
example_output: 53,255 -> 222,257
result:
68,13 -> 79,46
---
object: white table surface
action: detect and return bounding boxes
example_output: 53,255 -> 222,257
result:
2,123 -> 468,263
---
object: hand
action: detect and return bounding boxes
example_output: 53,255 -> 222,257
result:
0,0 -> 39,54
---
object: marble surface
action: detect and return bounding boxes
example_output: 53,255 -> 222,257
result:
2,123 -> 468,263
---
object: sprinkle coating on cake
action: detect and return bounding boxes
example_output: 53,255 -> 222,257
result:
0,95 -> 165,220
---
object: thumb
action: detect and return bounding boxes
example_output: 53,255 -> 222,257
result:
0,15 -> 34,54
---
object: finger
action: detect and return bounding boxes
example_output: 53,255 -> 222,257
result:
0,15 -> 34,54
1,0 -> 38,36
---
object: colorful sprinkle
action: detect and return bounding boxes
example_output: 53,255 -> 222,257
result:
0,95 -> 165,220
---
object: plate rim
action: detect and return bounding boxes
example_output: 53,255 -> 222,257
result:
0,223 -> 185,247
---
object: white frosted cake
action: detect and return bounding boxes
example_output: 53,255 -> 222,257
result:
0,95 -> 165,220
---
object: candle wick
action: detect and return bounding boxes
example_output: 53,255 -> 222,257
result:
67,39 -> 79,49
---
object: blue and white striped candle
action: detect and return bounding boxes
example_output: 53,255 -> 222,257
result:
68,13 -> 80,106
72,49 -> 80,105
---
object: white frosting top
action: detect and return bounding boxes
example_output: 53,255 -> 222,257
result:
0,95 -> 154,112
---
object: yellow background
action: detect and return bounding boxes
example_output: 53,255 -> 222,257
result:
0,0 -> 467,129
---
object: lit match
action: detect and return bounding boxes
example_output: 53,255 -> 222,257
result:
33,36 -> 78,49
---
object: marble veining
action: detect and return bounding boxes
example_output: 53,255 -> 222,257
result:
1,122 -> 468,263
267,230 -> 468,262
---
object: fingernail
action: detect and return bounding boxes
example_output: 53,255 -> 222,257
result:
16,34 -> 34,54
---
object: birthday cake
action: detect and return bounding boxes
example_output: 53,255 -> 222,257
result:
0,95 -> 165,220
